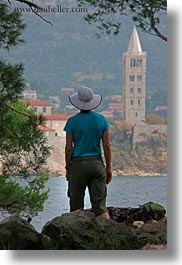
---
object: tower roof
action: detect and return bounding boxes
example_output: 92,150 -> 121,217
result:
127,26 -> 142,53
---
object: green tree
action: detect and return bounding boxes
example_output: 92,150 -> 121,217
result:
77,0 -> 167,41
0,1 -> 50,218
145,113 -> 166,124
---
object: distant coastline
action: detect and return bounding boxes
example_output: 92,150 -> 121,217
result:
1,162 -> 167,178
49,170 -> 167,177
112,170 -> 167,177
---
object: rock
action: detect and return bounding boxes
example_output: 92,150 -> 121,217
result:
42,210 -> 144,250
133,221 -> 145,227
108,206 -> 136,224
0,203 -> 167,250
108,202 -> 166,224
134,222 -> 167,246
0,214 -> 42,250
142,243 -> 167,250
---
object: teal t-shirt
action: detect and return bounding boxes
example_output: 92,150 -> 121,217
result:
63,111 -> 109,157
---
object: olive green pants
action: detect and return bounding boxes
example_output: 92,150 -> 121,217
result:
67,156 -> 107,216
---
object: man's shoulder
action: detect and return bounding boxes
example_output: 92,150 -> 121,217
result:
67,113 -> 79,122
92,111 -> 106,120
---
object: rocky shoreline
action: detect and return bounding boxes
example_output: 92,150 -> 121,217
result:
112,170 -> 167,177
49,170 -> 167,177
0,202 -> 167,250
1,161 -> 167,177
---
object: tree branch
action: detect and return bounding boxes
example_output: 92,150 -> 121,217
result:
6,103 -> 31,118
29,5 -> 53,25
15,0 -> 41,9
13,0 -> 53,26
0,200 -> 18,208
149,7 -> 167,41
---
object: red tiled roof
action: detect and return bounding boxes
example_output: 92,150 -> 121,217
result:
110,95 -> 122,100
155,106 -> 167,111
45,114 -> 72,121
24,99 -> 52,106
100,111 -> 113,118
108,102 -> 123,110
61,88 -> 75,93
37,124 -> 55,131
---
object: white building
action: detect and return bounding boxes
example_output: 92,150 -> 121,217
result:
25,99 -> 53,115
45,114 -> 72,137
22,89 -> 37,99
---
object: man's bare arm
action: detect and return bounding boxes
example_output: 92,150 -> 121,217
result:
102,129 -> 112,184
65,133 -> 73,173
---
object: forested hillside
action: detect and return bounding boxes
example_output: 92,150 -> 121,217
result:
0,0 -> 167,112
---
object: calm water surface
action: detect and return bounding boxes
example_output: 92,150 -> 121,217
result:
31,175 -> 167,231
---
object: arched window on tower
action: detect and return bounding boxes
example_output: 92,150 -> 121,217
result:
129,75 -> 135,81
130,59 -> 136,67
130,59 -> 133,67
137,75 -> 142,82
135,59 -> 143,67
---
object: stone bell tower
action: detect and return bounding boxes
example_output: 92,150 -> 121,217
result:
122,26 -> 147,124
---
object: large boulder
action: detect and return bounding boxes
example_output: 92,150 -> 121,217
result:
0,214 -> 42,250
42,210 -> 144,250
135,221 -> 167,247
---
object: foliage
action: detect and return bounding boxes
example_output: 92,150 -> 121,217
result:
0,1 -> 50,217
0,61 -> 24,106
0,101 -> 50,176
0,1 -> 26,49
145,113 -> 167,124
0,173 -> 49,217
77,0 -> 167,41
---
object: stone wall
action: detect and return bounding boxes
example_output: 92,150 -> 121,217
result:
45,120 -> 66,137
0,136 -> 66,176
133,123 -> 167,145
45,136 -> 66,175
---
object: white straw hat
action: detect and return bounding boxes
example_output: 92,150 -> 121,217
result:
69,87 -> 102,111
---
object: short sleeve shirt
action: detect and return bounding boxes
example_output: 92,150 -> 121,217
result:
63,111 -> 109,157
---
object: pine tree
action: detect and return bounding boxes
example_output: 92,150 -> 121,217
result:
0,1 -> 50,218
